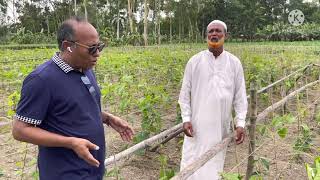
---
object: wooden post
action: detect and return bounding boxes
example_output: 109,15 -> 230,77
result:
246,82 -> 257,180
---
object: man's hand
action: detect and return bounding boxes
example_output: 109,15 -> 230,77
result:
183,122 -> 193,137
109,116 -> 134,141
235,127 -> 245,144
69,137 -> 100,167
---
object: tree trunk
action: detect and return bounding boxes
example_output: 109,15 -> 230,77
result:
74,0 -> 77,16
179,18 -> 181,43
46,16 -> 50,35
143,0 -> 149,46
158,18 -> 161,45
157,0 -> 161,45
12,0 -> 16,24
189,17 -> 193,42
94,0 -> 98,29
116,0 -> 120,40
127,0 -> 134,33
169,16 -> 172,43
195,21 -> 198,43
83,0 -> 88,20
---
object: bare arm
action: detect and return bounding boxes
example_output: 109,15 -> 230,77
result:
179,60 -> 194,137
101,111 -> 134,141
12,119 -> 100,167
233,61 -> 248,145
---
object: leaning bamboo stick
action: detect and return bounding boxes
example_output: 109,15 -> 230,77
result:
171,133 -> 234,180
246,63 -> 313,99
105,123 -> 183,166
257,80 -> 319,122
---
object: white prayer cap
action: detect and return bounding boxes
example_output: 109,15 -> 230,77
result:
207,20 -> 227,32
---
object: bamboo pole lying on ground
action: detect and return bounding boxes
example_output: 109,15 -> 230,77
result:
105,123 -> 183,166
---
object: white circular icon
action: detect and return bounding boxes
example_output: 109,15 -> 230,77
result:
288,9 -> 304,26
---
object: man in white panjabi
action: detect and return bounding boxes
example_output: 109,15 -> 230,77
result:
178,20 -> 248,180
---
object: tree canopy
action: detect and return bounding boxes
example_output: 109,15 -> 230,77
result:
1,0 -> 320,45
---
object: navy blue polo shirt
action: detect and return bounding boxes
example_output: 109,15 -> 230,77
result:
15,53 -> 105,180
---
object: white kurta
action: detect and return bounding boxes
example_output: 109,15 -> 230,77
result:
179,50 -> 248,180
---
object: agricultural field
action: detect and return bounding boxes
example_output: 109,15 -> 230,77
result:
0,42 -> 320,179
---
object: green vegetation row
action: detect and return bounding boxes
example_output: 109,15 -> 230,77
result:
1,43 -> 319,139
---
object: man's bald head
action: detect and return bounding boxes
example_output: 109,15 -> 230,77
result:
57,16 -> 87,51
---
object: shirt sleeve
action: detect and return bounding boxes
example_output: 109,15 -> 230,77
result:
178,60 -> 192,123
15,74 -> 50,125
233,61 -> 248,128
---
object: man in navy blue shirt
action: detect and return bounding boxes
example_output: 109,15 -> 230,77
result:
12,16 -> 134,180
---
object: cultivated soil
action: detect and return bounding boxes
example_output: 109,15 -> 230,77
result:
0,86 -> 320,180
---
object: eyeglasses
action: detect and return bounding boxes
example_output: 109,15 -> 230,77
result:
69,41 -> 105,55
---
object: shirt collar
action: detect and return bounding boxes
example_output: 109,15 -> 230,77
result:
52,52 -> 74,73
206,49 -> 225,58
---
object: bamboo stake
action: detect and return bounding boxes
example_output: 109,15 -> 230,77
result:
245,82 -> 257,180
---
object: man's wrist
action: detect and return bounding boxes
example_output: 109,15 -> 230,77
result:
103,113 -> 112,126
236,120 -> 246,128
65,137 -> 76,150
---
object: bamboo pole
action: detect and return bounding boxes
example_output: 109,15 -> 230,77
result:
256,80 -> 319,122
245,83 -> 257,180
105,123 -> 183,166
149,128 -> 184,152
246,63 -> 313,99
171,79 -> 319,180
171,133 -> 234,180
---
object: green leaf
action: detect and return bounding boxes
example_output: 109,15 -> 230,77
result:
305,163 -> 314,180
31,171 -> 39,180
220,172 -> 243,180
165,169 -> 175,178
277,127 -> 288,138
284,114 -> 295,124
133,131 -> 149,144
315,157 -> 320,170
257,125 -> 267,136
106,167 -> 121,177
271,116 -> 281,127
301,124 -> 310,133
260,158 -> 270,171
249,175 -> 263,180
